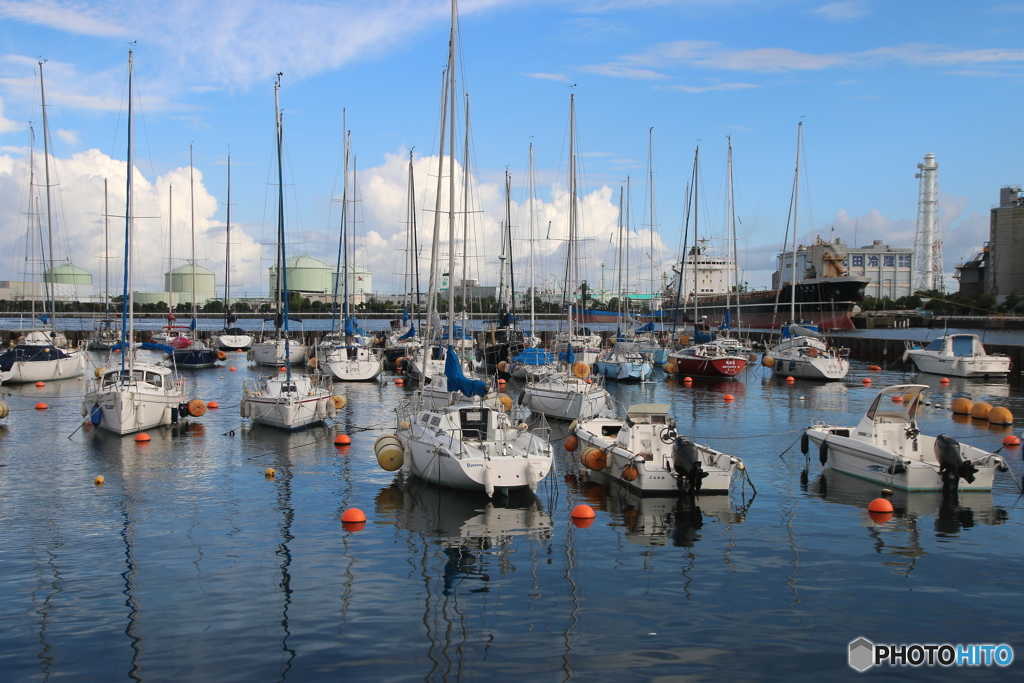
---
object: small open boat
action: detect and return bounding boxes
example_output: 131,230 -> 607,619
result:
804,384 -> 1009,491
573,403 -> 744,494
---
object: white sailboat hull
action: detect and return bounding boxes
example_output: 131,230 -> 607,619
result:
251,341 -> 308,366
213,334 -> 254,351
84,364 -> 188,435
1,349 -> 88,384
769,354 -> 849,380
521,377 -> 608,421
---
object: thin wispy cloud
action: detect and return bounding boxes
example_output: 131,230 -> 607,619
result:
813,1 -> 871,21
579,63 -> 669,79
522,72 -> 571,82
666,82 -> 760,93
0,97 -> 21,133
56,128 -> 78,145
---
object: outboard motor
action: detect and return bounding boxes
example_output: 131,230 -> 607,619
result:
935,434 -> 978,490
672,436 -> 708,494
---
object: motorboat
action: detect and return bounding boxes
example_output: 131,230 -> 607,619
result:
573,403 -> 744,494
903,334 -> 1010,378
804,384 -> 1010,491
764,322 -> 849,380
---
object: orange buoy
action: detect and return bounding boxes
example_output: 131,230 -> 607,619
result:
237,349 -> 244,352
208,401 -> 220,409
786,376 -> 796,383
861,377 -> 871,385
939,377 -> 950,384
971,402 -> 993,420
278,366 -> 287,373
498,378 -> 506,387
868,510 -> 894,525
35,402 -> 48,410
988,407 -> 1013,425
187,399 -> 207,417
564,435 -> 579,452
341,507 -> 366,523
335,434 -> 351,445
1002,434 -> 1021,446
891,395 -> 903,403
867,498 -> 894,513
35,381 -> 45,387
869,365 -> 881,372
94,475 -> 105,486
683,377 -> 693,383
951,397 -> 973,415
229,366 -> 237,371
571,504 -> 595,519
395,378 -> 404,385
723,394 -> 735,402
265,467 -> 276,478
135,433 -> 151,442
216,350 -> 227,361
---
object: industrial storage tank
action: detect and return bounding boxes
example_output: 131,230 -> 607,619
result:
166,262 -> 216,305
269,253 -> 332,294
42,262 -> 93,301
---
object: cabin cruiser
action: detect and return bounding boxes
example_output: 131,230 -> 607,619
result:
903,334 -> 1010,378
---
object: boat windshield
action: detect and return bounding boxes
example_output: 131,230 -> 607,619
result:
952,336 -> 974,357
925,338 -> 944,351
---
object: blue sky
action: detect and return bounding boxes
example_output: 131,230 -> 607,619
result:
1,0 -> 1022,299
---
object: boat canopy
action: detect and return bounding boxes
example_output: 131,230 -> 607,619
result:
863,384 -> 927,422
626,403 -> 670,417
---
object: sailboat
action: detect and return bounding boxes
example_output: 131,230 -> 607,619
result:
320,127 -> 383,382
595,182 -> 653,382
667,146 -> 748,379
386,0 -> 553,496
242,75 -> 334,430
170,145 -> 220,369
250,117 -> 309,369
765,123 -> 850,381
383,151 -> 423,366
521,94 -> 610,421
82,50 -> 194,435
1,61 -> 87,385
212,153 -> 254,352
88,178 -> 122,351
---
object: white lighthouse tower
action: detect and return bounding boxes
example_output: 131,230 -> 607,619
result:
913,153 -> 943,293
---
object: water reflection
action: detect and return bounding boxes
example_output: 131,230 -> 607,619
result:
807,468 -> 1008,576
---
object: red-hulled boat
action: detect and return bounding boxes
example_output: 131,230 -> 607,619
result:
667,343 -> 747,378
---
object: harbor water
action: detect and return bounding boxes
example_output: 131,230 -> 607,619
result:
2,351 -> 1023,681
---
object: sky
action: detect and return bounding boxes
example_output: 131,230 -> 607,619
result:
1,0 -> 1022,301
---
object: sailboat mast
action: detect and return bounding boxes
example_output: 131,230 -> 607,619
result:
189,144 -> 197,324
566,93 -> 576,334
425,69 -> 450,349
406,151 -> 421,318
38,60 -> 56,328
341,129 -> 351,339
725,136 -> 733,325
446,0 -> 457,347
168,185 -> 173,309
647,127 -> 656,323
103,178 -> 109,316
692,147 -> 700,333
274,73 -> 291,381
121,49 -> 135,373
616,184 -> 624,331
225,153 -> 231,323
461,93 -> 471,332
790,122 -> 802,324
527,143 -> 536,336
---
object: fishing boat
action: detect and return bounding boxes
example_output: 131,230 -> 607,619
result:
804,384 -> 1010,491
902,334 -> 1010,378
169,147 -> 220,369
388,349 -> 553,497
82,50 -> 195,435
0,63 -> 87,385
211,154 -> 254,352
573,403 -> 745,494
764,124 -> 848,381
666,146 -> 747,379
241,75 -> 333,430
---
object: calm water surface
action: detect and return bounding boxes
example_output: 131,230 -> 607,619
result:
2,353 -> 1023,682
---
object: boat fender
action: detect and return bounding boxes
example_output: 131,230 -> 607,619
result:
483,466 -> 494,498
762,354 -> 776,368
374,435 -> 404,472
316,398 -> 327,419
326,399 -> 337,418
621,463 -> 639,482
246,349 -> 255,362
996,456 -> 1009,473
526,462 -> 539,492
240,399 -> 249,418
161,405 -> 173,426
81,403 -> 88,418
818,440 -> 828,465
90,404 -> 102,426
518,389 -> 530,406
568,419 -> 578,433
800,433 -> 809,455
217,350 -> 227,361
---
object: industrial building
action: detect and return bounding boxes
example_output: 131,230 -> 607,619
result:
845,241 -> 915,299
986,186 -> 1024,301
134,262 -> 217,307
